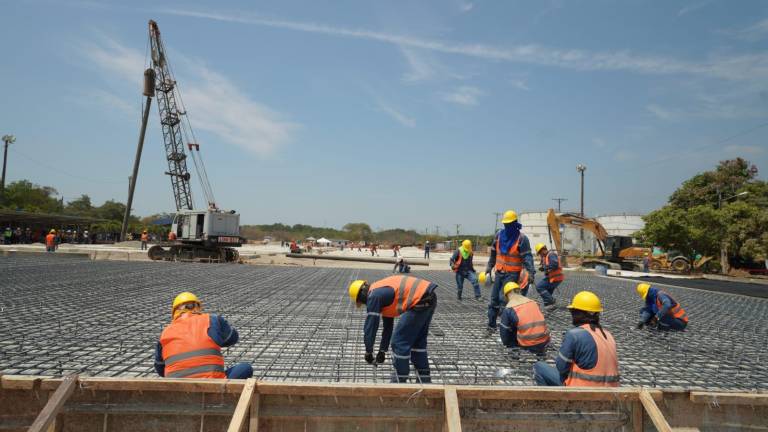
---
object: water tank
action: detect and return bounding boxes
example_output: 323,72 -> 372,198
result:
595,214 -> 645,238
519,211 -> 596,254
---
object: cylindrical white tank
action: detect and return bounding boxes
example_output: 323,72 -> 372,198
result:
595,214 -> 645,238
519,211 -> 596,254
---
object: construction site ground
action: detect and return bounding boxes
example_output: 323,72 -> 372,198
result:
1,253 -> 766,391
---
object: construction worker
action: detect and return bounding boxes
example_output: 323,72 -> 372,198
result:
154,292 -> 253,379
500,282 -> 550,354
168,230 -> 177,241
3,227 -> 11,245
450,239 -> 481,300
533,291 -> 620,387
635,283 -> 688,331
348,275 -> 437,383
45,229 -> 56,252
534,243 -> 564,310
424,241 -> 431,259
393,257 -> 411,273
140,230 -> 149,250
483,210 -> 536,334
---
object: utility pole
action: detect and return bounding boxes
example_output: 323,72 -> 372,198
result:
455,224 -> 461,237
576,164 -> 587,252
435,225 -> 440,238
1,134 -> 16,204
493,212 -> 502,235
121,69 -> 156,241
551,198 -> 567,213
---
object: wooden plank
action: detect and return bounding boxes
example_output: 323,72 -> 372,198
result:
632,401 -> 643,432
462,410 -> 629,425
456,386 -> 662,402
248,391 -> 259,432
258,406 -> 442,421
1,375 -> 43,390
690,391 -> 768,406
443,386 -> 462,432
37,376 -> 245,394
255,382 -> 445,398
640,388 -> 672,432
227,379 -> 256,432
28,375 -> 78,432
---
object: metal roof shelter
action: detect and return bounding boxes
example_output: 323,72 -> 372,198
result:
0,209 -> 104,228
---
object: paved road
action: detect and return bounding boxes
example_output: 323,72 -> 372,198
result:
611,275 -> 768,298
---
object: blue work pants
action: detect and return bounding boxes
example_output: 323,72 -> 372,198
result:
535,279 -> 560,305
455,271 -> 481,299
533,361 -> 563,386
390,296 -> 436,383
226,363 -> 254,379
487,271 -> 520,329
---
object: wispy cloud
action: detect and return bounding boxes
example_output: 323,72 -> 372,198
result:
677,1 -> 712,17
400,47 -> 435,83
592,137 -> 607,148
376,100 -> 416,127
725,18 -> 768,41
509,78 -> 530,91
724,144 -> 764,155
88,89 -> 135,116
613,150 -> 635,161
79,35 -> 295,155
647,100 -> 768,121
458,1 -> 474,13
157,7 -> 768,81
441,86 -> 483,106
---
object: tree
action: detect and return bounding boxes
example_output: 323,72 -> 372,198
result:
343,223 -> 373,242
96,200 -> 128,222
1,180 -> 61,213
65,195 -> 94,216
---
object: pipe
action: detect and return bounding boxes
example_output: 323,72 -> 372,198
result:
285,253 -> 430,266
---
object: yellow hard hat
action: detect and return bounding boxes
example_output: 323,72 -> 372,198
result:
50,229 -> 56,234
172,292 -> 201,319
461,239 -> 472,250
478,272 -> 487,284
503,282 -> 521,297
348,280 -> 367,305
567,291 -> 603,313
636,283 -> 650,299
501,210 -> 518,224
535,243 -> 546,253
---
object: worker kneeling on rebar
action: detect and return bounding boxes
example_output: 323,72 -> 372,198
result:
534,243 -> 564,310
348,276 -> 437,383
635,283 -> 688,331
499,282 -> 550,354
533,291 -> 620,387
154,292 -> 253,379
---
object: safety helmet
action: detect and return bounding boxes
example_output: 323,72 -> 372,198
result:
501,210 -> 518,224
348,280 -> 367,305
503,282 -> 521,297
172,292 -> 201,319
567,291 -> 603,313
478,272 -> 487,284
50,229 -> 56,234
143,230 -> 148,233
636,283 -> 650,299
461,239 -> 472,250
535,243 -> 546,253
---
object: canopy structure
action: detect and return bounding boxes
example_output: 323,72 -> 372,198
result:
0,209 -> 104,228
316,237 -> 331,245
305,237 -> 316,241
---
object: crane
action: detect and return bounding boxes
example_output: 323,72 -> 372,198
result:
142,20 -> 242,262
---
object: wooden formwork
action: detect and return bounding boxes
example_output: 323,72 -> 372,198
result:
0,375 -> 766,431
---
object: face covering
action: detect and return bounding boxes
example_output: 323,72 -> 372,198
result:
499,221 -> 522,252
459,246 -> 470,259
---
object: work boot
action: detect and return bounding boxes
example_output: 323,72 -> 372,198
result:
485,326 -> 496,337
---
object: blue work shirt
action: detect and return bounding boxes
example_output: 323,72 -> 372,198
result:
640,287 -> 678,322
449,249 -> 476,274
154,313 -> 239,377
554,326 -> 600,384
499,308 -> 520,347
543,251 -> 560,273
363,282 -> 437,353
485,231 -> 536,277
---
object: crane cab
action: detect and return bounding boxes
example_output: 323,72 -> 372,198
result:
171,209 -> 243,247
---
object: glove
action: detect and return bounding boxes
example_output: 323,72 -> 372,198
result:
538,266 -> 545,272
376,351 -> 385,364
364,352 -> 374,364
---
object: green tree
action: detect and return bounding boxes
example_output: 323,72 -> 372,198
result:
96,200 -> 128,222
1,180 -> 61,213
343,223 -> 373,242
65,195 -> 94,216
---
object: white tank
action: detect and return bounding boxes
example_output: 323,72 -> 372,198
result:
595,214 -> 645,238
519,211 -> 595,254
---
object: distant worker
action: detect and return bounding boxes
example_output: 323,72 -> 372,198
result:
3,227 -> 11,245
642,253 -> 650,273
168,231 -> 177,241
500,282 -> 550,354
393,257 -> 411,273
45,229 -> 57,253
534,243 -> 564,310
635,283 -> 688,331
154,292 -> 253,379
424,241 -> 431,259
534,291 -> 619,387
449,239 -> 481,300
140,230 -> 149,250
483,210 -> 535,335
348,275 -> 438,383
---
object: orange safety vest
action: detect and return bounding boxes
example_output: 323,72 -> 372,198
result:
370,275 -> 432,318
452,251 -> 472,272
45,234 -> 56,247
495,236 -> 523,273
160,313 -> 226,379
655,291 -> 688,323
512,300 -> 550,347
544,251 -> 565,283
564,325 -> 620,387
141,233 -> 149,241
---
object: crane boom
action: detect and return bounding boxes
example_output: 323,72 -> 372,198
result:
148,20 -> 194,211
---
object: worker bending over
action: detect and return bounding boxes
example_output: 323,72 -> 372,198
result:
636,283 -> 688,331
450,239 -> 481,300
393,257 -> 411,273
534,243 -> 564,309
348,276 -> 437,383
45,229 -> 56,252
499,282 -> 550,354
484,210 -> 536,334
155,292 -> 253,379
533,291 -> 620,387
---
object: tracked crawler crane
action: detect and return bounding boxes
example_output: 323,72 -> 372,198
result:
146,20 -> 242,262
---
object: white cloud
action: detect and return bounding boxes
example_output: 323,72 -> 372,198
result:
613,150 -> 635,161
441,86 -> 483,106
728,18 -> 768,41
157,7 -> 768,81
89,89 -> 135,116
376,101 -> 416,127
458,2 -> 474,13
80,35 -> 295,155
509,78 -> 530,91
724,145 -> 764,155
400,47 -> 435,83
677,1 -> 712,17
647,101 -> 768,121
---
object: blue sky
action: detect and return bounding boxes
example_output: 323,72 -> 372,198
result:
1,0 -> 767,234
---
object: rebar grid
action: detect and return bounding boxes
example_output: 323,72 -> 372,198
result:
1,254 -> 766,390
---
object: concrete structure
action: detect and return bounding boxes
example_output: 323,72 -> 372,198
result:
519,211 -> 596,254
596,213 -> 645,239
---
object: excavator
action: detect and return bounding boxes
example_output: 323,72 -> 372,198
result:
545,209 -> 711,273
140,20 -> 243,262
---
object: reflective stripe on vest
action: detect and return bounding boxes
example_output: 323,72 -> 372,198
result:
371,275 -> 432,318
512,301 -> 550,347
656,291 -> 688,323
544,252 -> 565,283
495,236 -> 523,273
160,313 -> 226,379
564,324 -> 620,387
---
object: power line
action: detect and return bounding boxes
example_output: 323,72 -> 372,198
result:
10,147 -> 126,184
